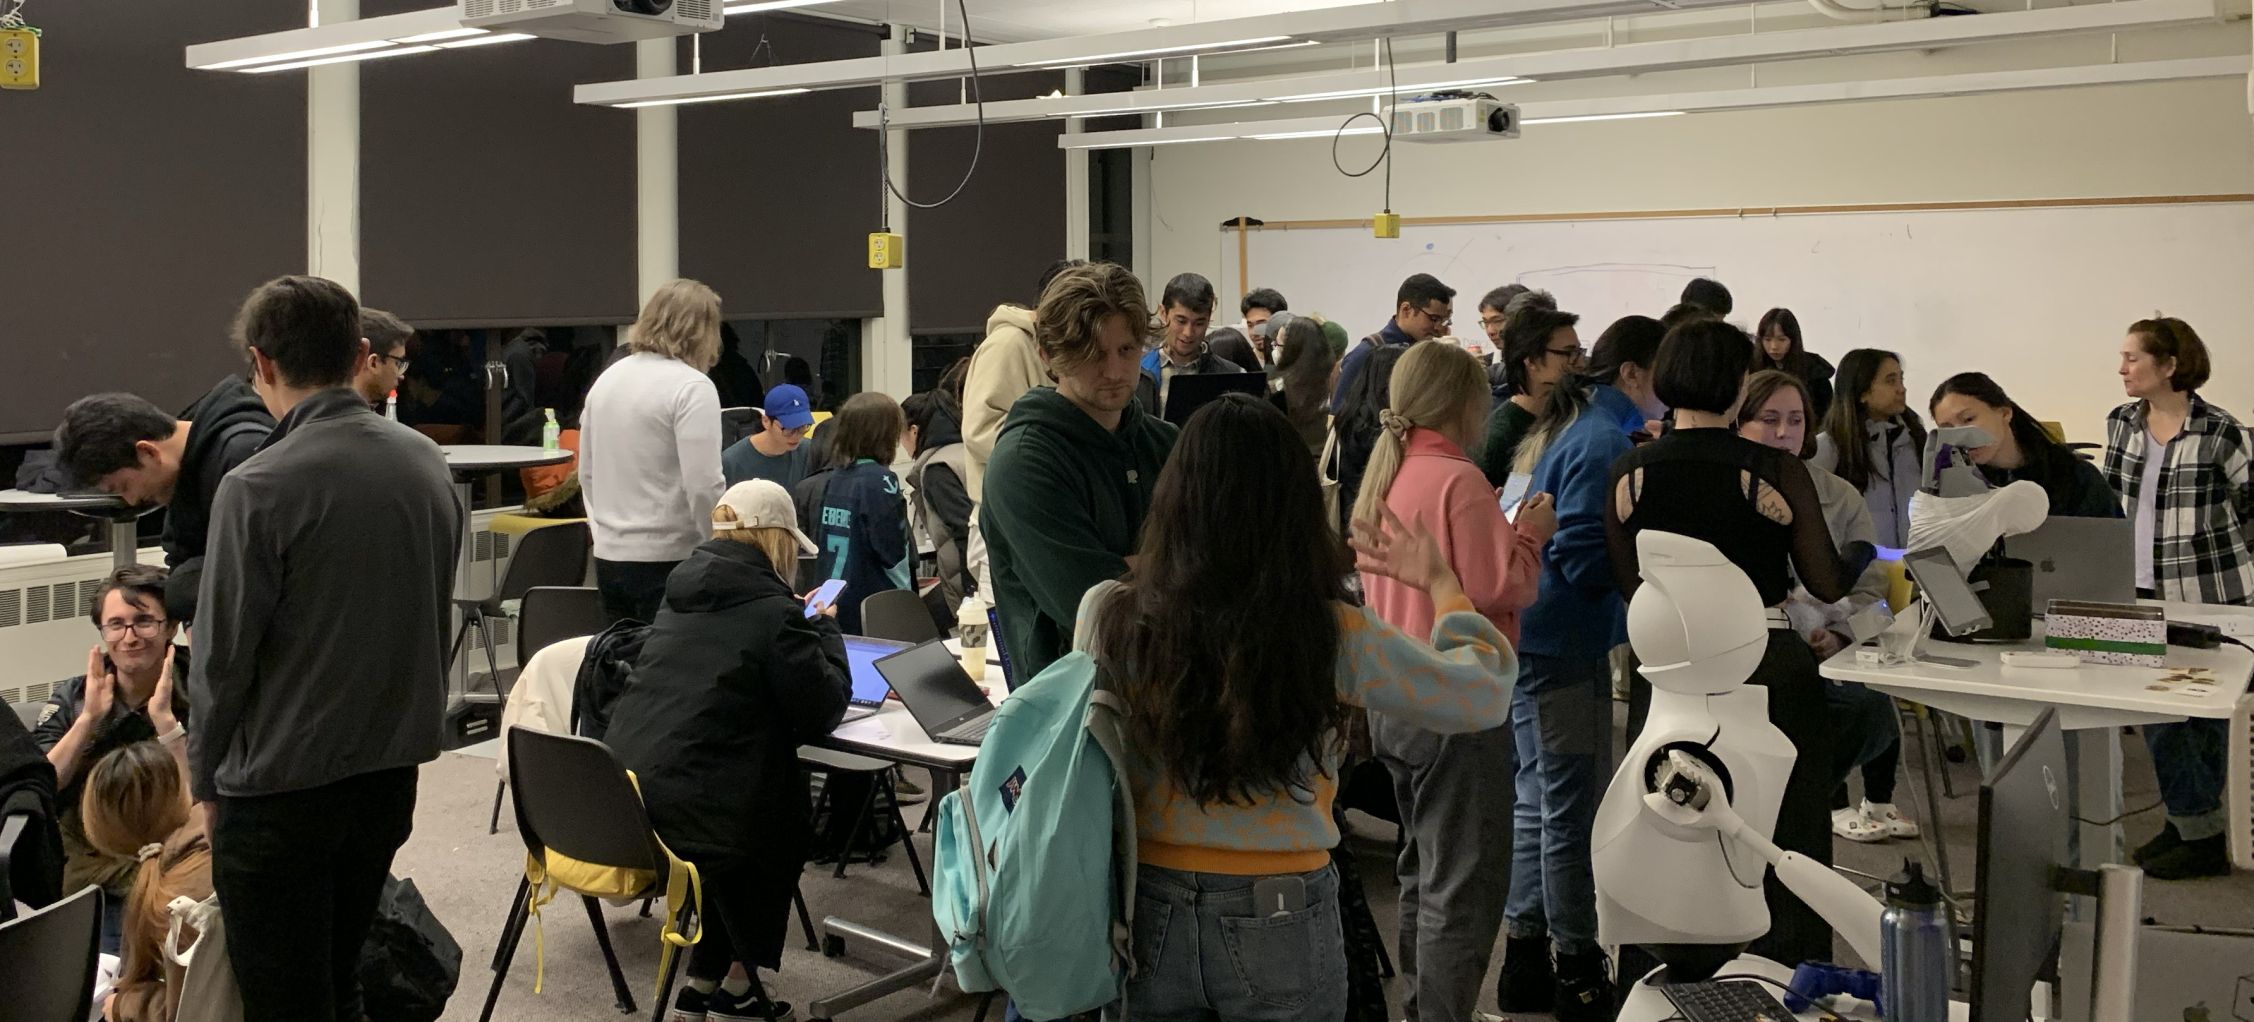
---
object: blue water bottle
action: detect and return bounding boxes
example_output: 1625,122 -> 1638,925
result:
1880,859 -> 1948,1022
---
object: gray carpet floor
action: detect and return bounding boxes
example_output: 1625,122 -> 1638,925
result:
397,705 -> 2254,1022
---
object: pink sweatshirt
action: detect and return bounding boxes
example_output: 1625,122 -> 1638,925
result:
1360,427 -> 1543,647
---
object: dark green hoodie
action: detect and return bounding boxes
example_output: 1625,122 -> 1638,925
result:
979,386 -> 1178,682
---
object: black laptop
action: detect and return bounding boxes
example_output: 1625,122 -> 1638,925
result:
1161,372 -> 1268,426
872,639 -> 997,746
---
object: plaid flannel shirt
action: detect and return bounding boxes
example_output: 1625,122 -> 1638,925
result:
2101,394 -> 2254,606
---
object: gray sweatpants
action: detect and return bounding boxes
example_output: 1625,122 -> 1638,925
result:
1371,712 -> 1519,1022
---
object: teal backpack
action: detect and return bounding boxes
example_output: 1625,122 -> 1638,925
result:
931,586 -> 1137,1020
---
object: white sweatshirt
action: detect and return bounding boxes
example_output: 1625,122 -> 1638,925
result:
580,351 -> 726,563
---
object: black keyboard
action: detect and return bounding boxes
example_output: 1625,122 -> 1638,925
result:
1659,980 -> 1794,1022
938,715 -> 991,744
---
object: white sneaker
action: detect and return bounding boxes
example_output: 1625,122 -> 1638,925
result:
1863,800 -> 1920,839
1832,805 -> 1889,843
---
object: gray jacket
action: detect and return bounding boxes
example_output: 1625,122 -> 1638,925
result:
187,388 -> 461,801
1811,418 -> 1923,549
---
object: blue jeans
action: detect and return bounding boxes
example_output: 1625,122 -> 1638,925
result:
1824,680 -> 1900,804
1116,862 -> 1347,1022
2144,717 -> 2228,840
1504,652 -> 1608,956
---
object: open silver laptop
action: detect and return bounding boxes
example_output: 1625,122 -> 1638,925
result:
2003,516 -> 2137,611
839,635 -> 915,724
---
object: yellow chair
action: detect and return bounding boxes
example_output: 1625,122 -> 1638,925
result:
1880,556 -> 1915,615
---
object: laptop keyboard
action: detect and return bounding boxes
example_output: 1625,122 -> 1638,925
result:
937,716 -> 991,744
1658,980 -> 1793,1022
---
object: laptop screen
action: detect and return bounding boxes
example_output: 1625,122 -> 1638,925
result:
842,636 -> 913,705
874,639 -> 991,731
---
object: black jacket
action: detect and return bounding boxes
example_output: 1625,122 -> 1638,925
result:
166,377 -> 274,623
0,706 -> 63,910
186,388 -> 460,802
603,539 -> 851,866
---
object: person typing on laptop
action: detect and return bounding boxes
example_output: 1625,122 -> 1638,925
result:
604,479 -> 851,1022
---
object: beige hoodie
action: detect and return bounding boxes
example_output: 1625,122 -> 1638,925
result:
961,304 -> 1045,503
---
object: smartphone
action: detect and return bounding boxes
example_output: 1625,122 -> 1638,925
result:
803,578 -> 848,618
1250,876 -> 1307,918
1916,654 -> 1980,670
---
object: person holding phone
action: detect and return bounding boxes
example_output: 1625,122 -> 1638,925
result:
813,393 -> 915,636
33,565 -> 187,952
605,479 -> 851,1020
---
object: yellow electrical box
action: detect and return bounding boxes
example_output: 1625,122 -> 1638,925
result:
868,232 -> 905,269
0,28 -> 39,90
1373,212 -> 1401,239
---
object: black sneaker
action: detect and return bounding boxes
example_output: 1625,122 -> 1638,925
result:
2132,821 -> 2181,866
2143,834 -> 2231,881
708,988 -> 795,1022
1496,936 -> 1556,1013
665,987 -> 710,1022
1553,948 -> 1616,1022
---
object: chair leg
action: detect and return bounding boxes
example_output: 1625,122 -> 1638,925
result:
1915,707 -> 1957,898
973,991 -> 998,1022
1373,924 -> 1396,979
478,880 -> 532,1022
881,772 -> 929,897
582,895 -> 636,1014
794,883 -> 819,951
489,779 -> 508,835
747,970 -> 783,1022
446,615 -> 471,681
834,773 -> 880,879
477,617 -> 504,698
640,897 -> 653,918
651,901 -> 695,1022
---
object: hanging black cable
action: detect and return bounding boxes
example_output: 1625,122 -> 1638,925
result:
1330,36 -> 1398,214
877,0 -> 986,226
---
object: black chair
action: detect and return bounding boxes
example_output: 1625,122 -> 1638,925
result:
800,747 -> 927,895
450,521 -> 591,699
516,586 -> 606,664
859,589 -> 940,644
483,729 -> 799,1022
0,884 -> 100,1022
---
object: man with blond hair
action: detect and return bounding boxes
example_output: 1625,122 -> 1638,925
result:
580,279 -> 728,623
980,263 -> 1179,680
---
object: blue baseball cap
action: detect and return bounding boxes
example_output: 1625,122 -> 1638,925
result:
762,384 -> 815,431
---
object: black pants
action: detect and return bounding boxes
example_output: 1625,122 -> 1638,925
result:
595,557 -> 679,625
686,858 -> 800,979
1627,629 -> 1834,968
209,766 -> 419,1022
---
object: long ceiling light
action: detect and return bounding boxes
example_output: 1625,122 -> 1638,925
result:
859,0 -> 2218,130
185,5 -> 535,73
1018,36 -> 1296,69
722,0 -> 850,14
1270,76 -> 1531,103
1052,54 -> 2249,149
616,87 -> 815,108
574,0 -> 1772,108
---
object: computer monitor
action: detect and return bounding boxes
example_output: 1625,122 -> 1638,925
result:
1161,372 -> 1267,426
1904,545 -> 1994,637
1970,706 -> 2071,1022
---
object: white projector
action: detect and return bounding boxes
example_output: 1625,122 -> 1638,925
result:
459,0 -> 721,44
1387,96 -> 1521,144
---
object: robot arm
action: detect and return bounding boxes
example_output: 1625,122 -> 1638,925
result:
1646,751 -> 1888,971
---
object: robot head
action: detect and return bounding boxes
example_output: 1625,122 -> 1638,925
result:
1627,531 -> 1768,696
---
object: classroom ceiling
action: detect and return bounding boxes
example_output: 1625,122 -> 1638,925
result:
784,0 -> 1392,43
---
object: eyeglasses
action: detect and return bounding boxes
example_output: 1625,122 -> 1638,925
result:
99,615 -> 169,639
1413,306 -> 1453,328
1547,345 -> 1588,360
1478,315 -> 1509,331
375,352 -> 409,370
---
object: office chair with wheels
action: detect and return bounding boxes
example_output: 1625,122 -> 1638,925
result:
858,588 -> 940,643
0,884 -> 100,1022
449,521 -> 591,700
515,586 -> 605,664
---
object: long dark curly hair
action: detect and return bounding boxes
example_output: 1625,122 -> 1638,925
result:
1095,393 -> 1353,807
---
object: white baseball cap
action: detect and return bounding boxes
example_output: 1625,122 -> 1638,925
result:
712,479 -> 817,554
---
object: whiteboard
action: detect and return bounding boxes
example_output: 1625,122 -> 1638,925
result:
1223,202 -> 2254,443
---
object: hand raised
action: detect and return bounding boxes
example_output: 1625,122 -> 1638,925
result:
1349,503 -> 1458,596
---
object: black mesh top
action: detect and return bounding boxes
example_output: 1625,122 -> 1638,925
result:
1605,428 -> 1853,608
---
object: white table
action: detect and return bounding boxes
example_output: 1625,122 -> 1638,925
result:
0,489 -> 148,571
1819,601 -> 2254,878
799,636 -> 1001,1021
1617,955 -> 1972,1022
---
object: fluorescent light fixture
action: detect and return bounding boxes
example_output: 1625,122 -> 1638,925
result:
436,32 -> 535,48
1273,76 -> 1530,102
1229,39 -> 1325,56
1069,99 -> 1280,118
392,27 -> 488,43
244,45 -> 439,73
1018,36 -> 1295,68
199,40 -> 395,70
1521,110 -> 1685,124
724,0 -> 847,12
1138,135 -> 1243,146
1246,125 -> 1385,140
616,87 -> 813,108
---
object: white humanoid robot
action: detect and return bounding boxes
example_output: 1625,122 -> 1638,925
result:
1593,531 -> 1885,989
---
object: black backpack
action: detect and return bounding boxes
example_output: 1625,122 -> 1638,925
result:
570,618 -> 651,741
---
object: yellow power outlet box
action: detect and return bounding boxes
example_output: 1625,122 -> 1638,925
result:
868,232 -> 905,269
0,28 -> 39,90
1373,212 -> 1401,239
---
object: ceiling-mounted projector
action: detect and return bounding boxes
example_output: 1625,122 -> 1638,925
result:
459,0 -> 721,44
1387,93 -> 1521,144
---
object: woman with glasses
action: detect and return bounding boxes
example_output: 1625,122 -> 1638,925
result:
1481,307 -> 1586,487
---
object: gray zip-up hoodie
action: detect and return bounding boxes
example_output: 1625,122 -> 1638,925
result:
187,388 -> 461,801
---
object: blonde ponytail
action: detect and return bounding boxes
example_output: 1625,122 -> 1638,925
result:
1349,342 -> 1488,529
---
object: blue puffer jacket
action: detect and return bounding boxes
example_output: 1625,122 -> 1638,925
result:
1519,384 -> 1645,660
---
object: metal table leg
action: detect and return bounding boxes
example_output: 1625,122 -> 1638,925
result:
803,767 -> 961,1021
450,479 -> 476,703
108,517 -> 139,571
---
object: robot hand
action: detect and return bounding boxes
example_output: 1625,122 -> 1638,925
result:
1642,749 -> 1752,840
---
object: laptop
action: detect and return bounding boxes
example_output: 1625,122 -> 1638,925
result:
873,639 -> 997,746
1161,372 -> 1267,426
838,635 -> 915,724
2002,516 -> 2137,611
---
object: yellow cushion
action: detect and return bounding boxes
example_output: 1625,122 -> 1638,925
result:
2039,420 -> 2067,443
488,513 -> 586,537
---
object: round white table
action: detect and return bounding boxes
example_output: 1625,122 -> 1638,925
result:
0,489 -> 151,570
435,443 -> 572,597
